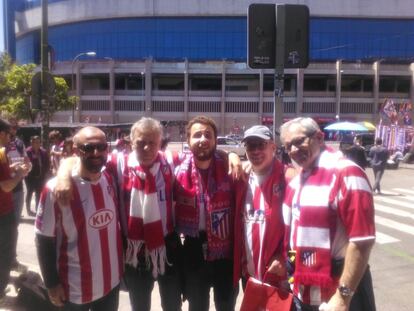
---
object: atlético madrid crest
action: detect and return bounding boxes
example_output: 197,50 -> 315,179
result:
211,209 -> 230,240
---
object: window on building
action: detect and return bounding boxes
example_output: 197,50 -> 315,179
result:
225,75 -> 259,91
304,75 -> 336,92
380,76 -> 410,93
263,74 -> 296,91
396,78 -> 410,93
82,74 -> 109,90
115,74 -> 142,90
152,74 -> 184,90
190,75 -> 221,91
341,76 -> 373,92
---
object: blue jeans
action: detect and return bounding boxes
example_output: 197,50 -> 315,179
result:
124,264 -> 182,311
0,212 -> 17,293
63,285 -> 119,311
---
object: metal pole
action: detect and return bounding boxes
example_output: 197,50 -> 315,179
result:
336,59 -> 342,121
273,5 -> 285,143
71,60 -> 76,122
71,51 -> 96,122
41,0 -> 49,148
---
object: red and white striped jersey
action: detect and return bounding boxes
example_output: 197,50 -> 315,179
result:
35,172 -> 123,305
243,174 -> 269,280
283,149 -> 375,306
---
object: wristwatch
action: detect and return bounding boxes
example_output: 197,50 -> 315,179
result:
338,284 -> 354,297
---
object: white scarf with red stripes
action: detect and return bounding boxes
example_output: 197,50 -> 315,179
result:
126,154 -> 170,278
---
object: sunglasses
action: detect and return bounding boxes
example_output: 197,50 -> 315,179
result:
244,140 -> 268,151
78,143 -> 108,153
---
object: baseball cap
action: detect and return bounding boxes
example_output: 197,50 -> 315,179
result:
242,125 -> 273,142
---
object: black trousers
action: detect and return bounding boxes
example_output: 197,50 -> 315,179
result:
63,285 -> 119,311
182,235 -> 237,311
25,179 -> 44,212
0,211 -> 17,294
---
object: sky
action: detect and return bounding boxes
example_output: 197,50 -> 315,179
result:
0,0 -> 4,52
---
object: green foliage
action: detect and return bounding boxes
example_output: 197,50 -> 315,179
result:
0,52 -> 75,122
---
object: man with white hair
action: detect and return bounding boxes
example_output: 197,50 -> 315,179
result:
280,117 -> 376,311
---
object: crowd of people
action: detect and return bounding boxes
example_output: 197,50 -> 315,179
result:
0,115 -> 378,311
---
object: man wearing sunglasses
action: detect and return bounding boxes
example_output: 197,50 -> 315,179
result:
280,118 -> 376,311
35,126 -> 123,310
233,125 -> 286,289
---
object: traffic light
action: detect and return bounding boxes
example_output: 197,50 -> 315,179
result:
247,4 -> 309,69
248,4 -> 276,69
277,4 -> 309,68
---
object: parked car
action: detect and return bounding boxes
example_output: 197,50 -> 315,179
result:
183,136 -> 246,158
225,134 -> 243,143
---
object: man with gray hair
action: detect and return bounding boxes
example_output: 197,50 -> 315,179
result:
122,117 -> 182,311
280,117 -> 376,311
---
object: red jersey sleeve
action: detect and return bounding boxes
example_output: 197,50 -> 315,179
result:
336,163 -> 376,241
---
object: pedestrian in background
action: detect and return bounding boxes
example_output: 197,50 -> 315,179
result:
48,130 -> 62,176
343,136 -> 368,170
35,126 -> 123,310
25,135 -> 50,216
369,138 -> 388,194
281,117 -> 376,311
6,119 -> 30,273
0,118 -> 30,300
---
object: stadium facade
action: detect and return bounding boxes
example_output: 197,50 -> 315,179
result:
4,0 -> 414,137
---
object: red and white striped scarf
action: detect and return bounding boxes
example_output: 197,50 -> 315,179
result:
283,150 -> 342,296
126,153 -> 173,278
174,153 -> 234,260
233,159 -> 285,285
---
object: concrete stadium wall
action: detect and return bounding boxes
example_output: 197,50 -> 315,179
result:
16,0 -> 414,35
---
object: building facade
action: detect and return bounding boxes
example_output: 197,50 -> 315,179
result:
4,0 -> 414,137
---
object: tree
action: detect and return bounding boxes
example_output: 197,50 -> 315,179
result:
0,52 -> 75,122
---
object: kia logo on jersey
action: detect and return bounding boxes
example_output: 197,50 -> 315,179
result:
89,209 -> 114,229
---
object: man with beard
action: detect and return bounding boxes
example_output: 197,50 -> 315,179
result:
233,125 -> 286,289
174,116 -> 237,311
280,118 -> 376,311
35,127 -> 123,310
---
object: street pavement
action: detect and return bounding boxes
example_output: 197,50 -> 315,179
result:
1,163 -> 414,310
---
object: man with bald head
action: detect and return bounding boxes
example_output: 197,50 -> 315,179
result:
35,126 -> 123,311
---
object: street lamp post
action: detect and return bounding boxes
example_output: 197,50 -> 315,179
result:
71,51 -> 96,122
